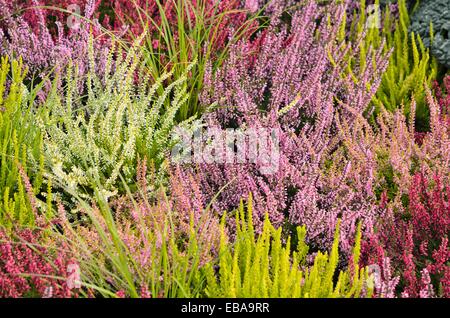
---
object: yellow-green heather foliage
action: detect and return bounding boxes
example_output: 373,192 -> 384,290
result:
204,195 -> 373,298
0,56 -> 46,228
345,0 -> 437,130
37,35 -> 196,204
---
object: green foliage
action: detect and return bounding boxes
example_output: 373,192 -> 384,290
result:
38,36 -> 195,207
347,0 -> 438,131
204,195 -> 373,298
0,56 -> 45,228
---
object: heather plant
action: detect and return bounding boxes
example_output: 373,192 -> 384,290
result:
342,86 -> 450,297
1,158 -> 217,298
204,196 -> 373,298
361,172 -> 450,298
329,83 -> 449,219
433,75 -> 450,127
196,0 -> 389,254
1,175 -> 375,299
136,0 -> 260,121
347,0 -> 437,130
1,0 -> 259,120
372,86 -> 450,196
0,56 -> 47,228
38,35 -> 195,207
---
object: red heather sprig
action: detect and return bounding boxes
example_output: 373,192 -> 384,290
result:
110,0 -> 248,49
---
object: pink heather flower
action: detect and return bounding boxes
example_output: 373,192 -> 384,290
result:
245,0 -> 259,13
66,262 -> 81,290
419,269 -> 435,298
433,75 -> 450,127
152,39 -> 160,49
42,286 -> 53,298
0,0 -> 109,89
380,257 -> 400,298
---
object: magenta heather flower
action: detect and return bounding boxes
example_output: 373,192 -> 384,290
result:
115,290 -> 126,298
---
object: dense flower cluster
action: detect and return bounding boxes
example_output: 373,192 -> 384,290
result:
197,0 -> 390,253
0,228 -> 77,298
0,0 -> 251,77
362,172 -> 450,298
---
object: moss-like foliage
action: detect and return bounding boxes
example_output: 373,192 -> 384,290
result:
409,0 -> 450,69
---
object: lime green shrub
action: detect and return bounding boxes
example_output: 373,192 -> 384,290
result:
204,195 -> 373,298
38,36 -> 196,206
0,56 -> 45,228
